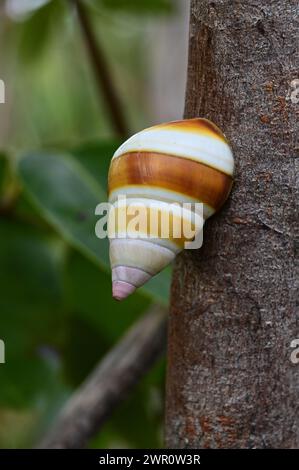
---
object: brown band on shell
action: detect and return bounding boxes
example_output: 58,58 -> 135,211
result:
108,151 -> 233,212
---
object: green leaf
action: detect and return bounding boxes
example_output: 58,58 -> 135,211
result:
0,219 -> 66,357
96,0 -> 174,14
0,219 -> 69,409
18,149 -> 171,304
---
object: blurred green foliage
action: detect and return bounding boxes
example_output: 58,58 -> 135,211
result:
0,0 -> 174,449
19,0 -> 66,64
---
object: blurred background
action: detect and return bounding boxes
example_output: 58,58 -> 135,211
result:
0,0 -> 190,448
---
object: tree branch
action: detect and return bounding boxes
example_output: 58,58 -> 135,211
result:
72,0 -> 129,139
38,305 -> 167,449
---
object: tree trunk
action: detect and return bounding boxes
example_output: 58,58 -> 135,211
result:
165,0 -> 298,449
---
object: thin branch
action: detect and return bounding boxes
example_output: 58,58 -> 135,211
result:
38,305 -> 167,449
71,0 -> 129,139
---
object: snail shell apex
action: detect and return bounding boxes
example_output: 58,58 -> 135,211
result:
108,118 -> 234,301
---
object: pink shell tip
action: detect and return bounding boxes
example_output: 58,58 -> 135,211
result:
112,280 -> 136,301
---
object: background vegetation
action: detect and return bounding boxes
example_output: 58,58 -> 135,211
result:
0,0 -> 186,448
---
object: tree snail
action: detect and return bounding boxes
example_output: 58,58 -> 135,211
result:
108,118 -> 234,301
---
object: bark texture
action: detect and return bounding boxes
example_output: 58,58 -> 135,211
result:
165,0 -> 299,448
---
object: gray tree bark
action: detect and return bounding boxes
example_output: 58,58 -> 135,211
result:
165,0 -> 299,448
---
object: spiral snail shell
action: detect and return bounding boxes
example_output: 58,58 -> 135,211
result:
108,118 -> 234,301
